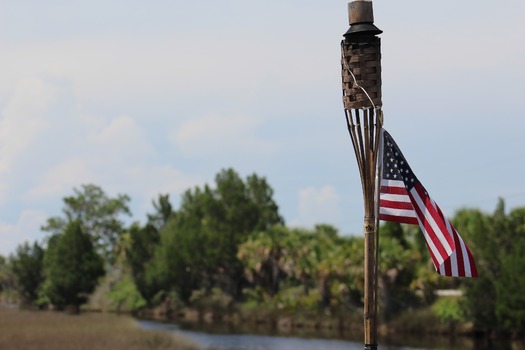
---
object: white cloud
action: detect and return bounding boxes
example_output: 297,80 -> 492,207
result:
0,79 -> 62,204
139,164 -> 200,198
0,210 -> 49,256
25,113 -> 158,200
86,115 -> 156,163
26,159 -> 95,200
0,79 -> 59,174
125,164 -> 202,215
24,111 -> 200,221
0,30 -> 337,112
172,114 -> 278,157
292,185 -> 341,228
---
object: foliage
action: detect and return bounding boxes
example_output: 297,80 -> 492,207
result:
387,307 -> 443,334
147,194 -> 175,231
107,271 -> 147,312
8,241 -> 45,306
145,217 -> 204,303
494,243 -> 525,332
189,287 -> 234,315
124,194 -> 175,304
377,222 -> 434,320
237,225 -> 290,298
432,297 -> 464,324
42,184 -> 131,264
145,168 -> 284,302
42,220 -> 105,310
455,199 -> 525,334
126,223 -> 161,304
0,255 -> 15,299
240,224 -> 364,311
5,171 -> 525,336
453,206 -> 496,330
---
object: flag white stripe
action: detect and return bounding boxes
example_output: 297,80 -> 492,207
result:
380,179 -> 416,217
381,179 -> 406,189
410,187 -> 454,257
379,207 -> 417,218
439,266 -> 444,275
439,261 -> 446,276
429,196 -> 456,255
380,193 -> 412,203
444,218 -> 459,277
458,235 -> 472,277
411,200 -> 447,264
414,214 -> 442,265
412,196 -> 450,262
451,252 -> 459,277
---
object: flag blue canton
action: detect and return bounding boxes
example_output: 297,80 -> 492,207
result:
383,132 -> 418,191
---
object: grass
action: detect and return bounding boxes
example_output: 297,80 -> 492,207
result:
0,306 -> 200,350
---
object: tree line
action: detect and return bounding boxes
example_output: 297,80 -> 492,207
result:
1,168 -> 524,336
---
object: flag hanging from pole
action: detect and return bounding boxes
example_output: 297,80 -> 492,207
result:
378,129 -> 478,278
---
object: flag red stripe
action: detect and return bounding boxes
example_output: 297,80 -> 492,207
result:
431,193 -> 458,251
378,213 -> 419,225
423,239 -> 440,269
380,199 -> 414,211
442,255 -> 452,276
380,185 -> 408,195
412,184 -> 455,252
379,180 -> 417,224
466,244 -> 478,277
408,186 -> 450,263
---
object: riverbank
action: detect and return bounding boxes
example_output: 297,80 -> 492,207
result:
136,301 -> 525,350
139,302 -> 363,337
0,305 -> 200,350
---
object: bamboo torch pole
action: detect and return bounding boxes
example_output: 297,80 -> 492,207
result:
340,1 -> 383,349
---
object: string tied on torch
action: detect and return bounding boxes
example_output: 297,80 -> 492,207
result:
340,41 -> 382,119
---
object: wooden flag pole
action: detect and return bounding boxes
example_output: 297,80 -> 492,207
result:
340,1 -> 383,349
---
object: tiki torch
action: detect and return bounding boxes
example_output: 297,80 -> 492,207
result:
341,1 -> 383,349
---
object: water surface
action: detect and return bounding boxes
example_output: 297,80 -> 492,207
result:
138,319 -> 421,350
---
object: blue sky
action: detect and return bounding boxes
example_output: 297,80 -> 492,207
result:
1,0 -> 524,256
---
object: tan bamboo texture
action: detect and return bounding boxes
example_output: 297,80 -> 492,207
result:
341,37 -> 383,349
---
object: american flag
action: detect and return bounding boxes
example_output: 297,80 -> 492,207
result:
378,129 -> 478,278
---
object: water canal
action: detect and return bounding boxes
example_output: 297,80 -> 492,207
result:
137,319 -> 501,350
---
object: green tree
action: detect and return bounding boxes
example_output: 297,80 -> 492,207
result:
492,204 -> 525,332
9,242 -> 45,307
310,225 -> 367,310
494,242 -> 525,332
454,199 -> 525,334
454,205 -> 498,331
0,255 -> 10,295
146,217 -> 204,302
237,226 -> 290,298
123,194 -> 174,304
266,225 -> 362,310
0,255 -> 19,303
146,168 -> 283,302
126,223 -> 161,304
377,231 -> 420,320
42,184 -> 131,264
43,220 -> 105,312
147,194 -> 174,230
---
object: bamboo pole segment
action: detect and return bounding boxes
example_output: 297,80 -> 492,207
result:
341,1 -> 383,349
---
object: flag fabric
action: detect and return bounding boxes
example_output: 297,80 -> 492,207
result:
378,129 -> 478,277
